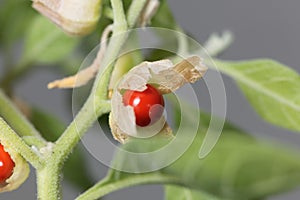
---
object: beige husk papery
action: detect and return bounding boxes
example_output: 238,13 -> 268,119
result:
109,56 -> 207,143
0,142 -> 30,193
32,0 -> 102,35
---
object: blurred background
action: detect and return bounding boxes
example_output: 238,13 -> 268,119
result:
1,0 -> 300,199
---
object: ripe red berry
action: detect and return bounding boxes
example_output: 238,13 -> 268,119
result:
123,84 -> 164,127
0,143 -> 15,183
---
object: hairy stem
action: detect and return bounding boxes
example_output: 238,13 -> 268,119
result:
53,0 -> 149,163
36,0 -> 148,199
37,164 -> 62,200
53,100 -> 111,163
0,118 -> 44,169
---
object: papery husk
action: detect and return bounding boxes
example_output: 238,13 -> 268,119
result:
110,56 -> 207,143
47,24 -> 113,89
0,143 -> 30,193
32,0 -> 102,36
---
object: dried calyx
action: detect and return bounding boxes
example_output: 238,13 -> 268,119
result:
32,0 -> 102,36
0,142 -> 29,193
47,24 -> 113,89
109,56 -> 207,143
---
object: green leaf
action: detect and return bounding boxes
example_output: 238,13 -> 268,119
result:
214,59 -> 300,132
0,89 -> 41,138
167,95 -> 241,132
78,116 -> 300,200
30,108 -> 64,142
21,15 -> 79,64
115,131 -> 300,200
151,0 -> 177,29
165,185 -> 221,200
107,102 -> 300,199
78,100 -> 300,200
110,99 -> 300,199
146,0 -> 180,61
30,108 -> 93,190
0,0 -> 35,47
76,105 -> 240,200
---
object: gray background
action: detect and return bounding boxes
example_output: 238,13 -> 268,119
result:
1,0 -> 300,199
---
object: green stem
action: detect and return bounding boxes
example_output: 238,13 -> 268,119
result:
53,0 -> 148,162
36,0 -> 148,199
37,164 -> 62,200
76,173 -> 181,200
0,118 -> 44,169
0,89 -> 46,145
127,0 -> 148,28
93,0 -> 128,99
53,100 -> 111,163
53,0 -> 128,162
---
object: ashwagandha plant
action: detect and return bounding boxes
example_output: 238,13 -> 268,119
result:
0,0 -> 300,200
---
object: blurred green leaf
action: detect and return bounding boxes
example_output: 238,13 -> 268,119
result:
146,49 -> 176,62
214,59 -> 300,132
78,16 -> 111,54
78,101 -> 300,200
30,108 -> 64,142
165,185 -> 222,200
167,95 -> 241,132
0,0 -> 35,47
108,101 -> 300,199
151,0 -> 177,29
146,0 -> 179,61
114,130 -> 300,200
63,145 -> 94,190
30,108 -> 93,190
21,15 -> 79,64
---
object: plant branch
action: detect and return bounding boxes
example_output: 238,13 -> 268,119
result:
0,89 -> 47,144
76,172 -> 181,200
0,118 -> 44,169
53,0 -> 148,163
52,100 -> 111,164
37,0 -> 148,199
37,165 -> 61,200
93,0 -> 128,100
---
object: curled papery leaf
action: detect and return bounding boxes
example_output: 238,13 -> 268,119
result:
0,142 -> 30,193
47,25 -> 113,89
139,0 -> 160,27
32,0 -> 102,36
109,56 -> 207,143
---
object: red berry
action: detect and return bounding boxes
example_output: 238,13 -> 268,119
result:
123,84 -> 164,127
0,143 -> 15,183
